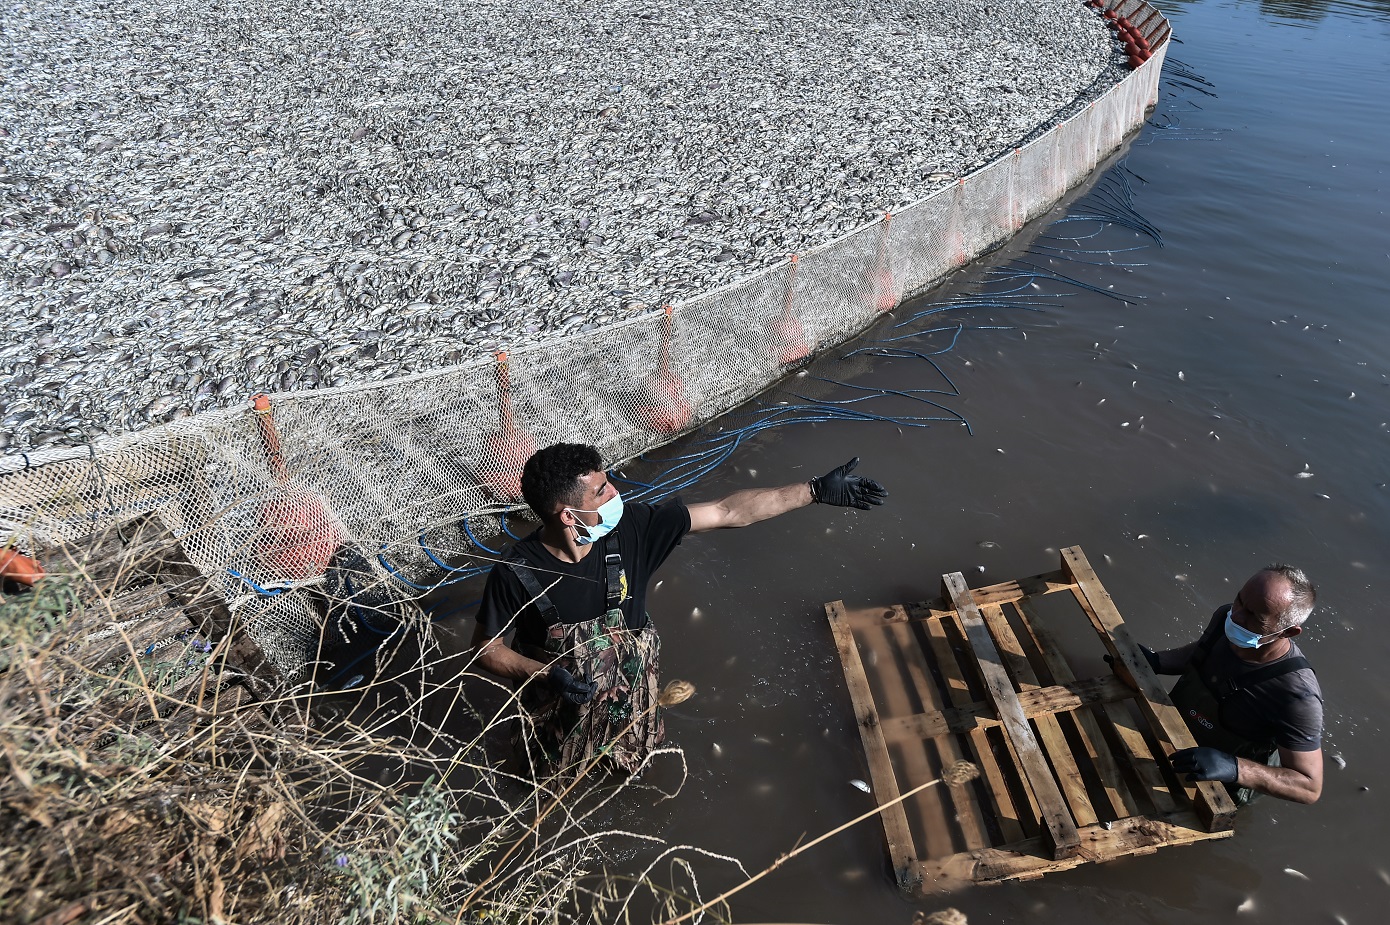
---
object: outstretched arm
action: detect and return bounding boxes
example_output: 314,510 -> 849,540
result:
687,457 -> 887,533
687,482 -> 812,533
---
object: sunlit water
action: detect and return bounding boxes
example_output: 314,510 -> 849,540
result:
424,1 -> 1390,919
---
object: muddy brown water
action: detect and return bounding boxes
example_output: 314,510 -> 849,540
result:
394,1 -> 1390,920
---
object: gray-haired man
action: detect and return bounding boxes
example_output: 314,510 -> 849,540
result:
1130,565 -> 1324,805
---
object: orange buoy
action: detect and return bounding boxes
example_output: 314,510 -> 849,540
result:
258,488 -> 345,580
479,352 -> 537,501
0,547 -> 44,587
772,315 -> 811,365
634,307 -> 694,434
250,393 -> 343,579
634,371 -> 694,434
870,268 -> 897,312
867,213 -> 897,313
770,255 -> 811,365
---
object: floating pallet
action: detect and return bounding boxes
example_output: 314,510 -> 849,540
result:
825,546 -> 1236,893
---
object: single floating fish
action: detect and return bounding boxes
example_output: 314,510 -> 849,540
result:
850,779 -> 871,793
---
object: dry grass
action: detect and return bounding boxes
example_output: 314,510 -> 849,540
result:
0,539 -> 739,925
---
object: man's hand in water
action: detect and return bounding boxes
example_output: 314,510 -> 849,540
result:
809,457 -> 889,510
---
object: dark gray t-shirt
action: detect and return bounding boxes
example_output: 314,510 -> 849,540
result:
1182,608 -> 1324,752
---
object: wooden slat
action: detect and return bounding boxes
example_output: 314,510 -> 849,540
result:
880,673 -> 1135,742
871,618 -> 964,854
825,601 -> 920,888
884,609 -> 995,845
1060,547 -> 1237,832
978,603 -> 1098,826
924,612 -> 1031,845
914,809 -> 1233,891
942,573 -> 1081,861
899,568 -> 1078,622
1099,697 -> 1180,814
1013,599 -> 1140,818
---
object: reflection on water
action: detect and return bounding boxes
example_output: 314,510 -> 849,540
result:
1160,0 -> 1390,26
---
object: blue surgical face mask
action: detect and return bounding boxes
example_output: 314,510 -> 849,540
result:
566,491 -> 624,546
1224,606 -> 1274,649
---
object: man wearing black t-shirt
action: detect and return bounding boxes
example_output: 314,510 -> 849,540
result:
470,442 -> 886,777
1139,565 -> 1324,805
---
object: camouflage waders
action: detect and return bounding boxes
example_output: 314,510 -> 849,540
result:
507,534 -> 664,779
1169,631 -> 1312,806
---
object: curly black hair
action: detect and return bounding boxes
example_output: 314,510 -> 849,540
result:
520,443 -> 603,520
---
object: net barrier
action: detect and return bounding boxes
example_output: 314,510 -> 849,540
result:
0,3 -> 1172,686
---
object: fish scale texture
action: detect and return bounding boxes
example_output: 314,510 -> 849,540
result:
0,0 -> 1121,451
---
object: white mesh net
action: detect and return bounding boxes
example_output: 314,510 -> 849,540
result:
1,6 -> 1171,685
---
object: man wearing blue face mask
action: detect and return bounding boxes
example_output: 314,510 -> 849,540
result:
1128,565 -> 1324,805
470,442 -> 887,778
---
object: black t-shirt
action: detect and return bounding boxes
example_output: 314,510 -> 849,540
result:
1186,608 -> 1324,752
475,499 -> 691,650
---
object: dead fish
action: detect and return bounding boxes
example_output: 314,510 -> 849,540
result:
850,779 -> 871,793
1283,867 -> 1309,881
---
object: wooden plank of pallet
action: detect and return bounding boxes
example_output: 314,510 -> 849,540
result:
978,602 -> 1098,826
942,573 -> 1081,861
873,615 -> 967,854
1013,599 -> 1140,819
826,600 -> 920,888
880,674 -> 1135,742
1099,695 -> 1180,814
900,569 -> 1077,622
923,613 -> 1031,846
1060,546 -> 1237,832
915,809 -> 1233,888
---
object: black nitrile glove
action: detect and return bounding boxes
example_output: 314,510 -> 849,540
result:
1170,746 -> 1239,783
1103,644 -> 1162,674
809,457 -> 888,510
547,665 -> 597,705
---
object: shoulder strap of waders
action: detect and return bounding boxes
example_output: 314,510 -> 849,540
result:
1216,655 -> 1313,701
600,530 -> 625,611
506,555 -> 561,629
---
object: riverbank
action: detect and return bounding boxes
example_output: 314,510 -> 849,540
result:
0,0 -> 1122,451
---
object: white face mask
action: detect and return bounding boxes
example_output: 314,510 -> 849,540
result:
565,491 -> 624,546
1224,606 -> 1276,649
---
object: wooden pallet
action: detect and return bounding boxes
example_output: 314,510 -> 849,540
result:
825,546 -> 1236,893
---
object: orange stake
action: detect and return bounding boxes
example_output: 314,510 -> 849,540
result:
869,213 -> 897,312
771,255 -> 810,365
480,351 -> 537,501
635,306 -> 693,434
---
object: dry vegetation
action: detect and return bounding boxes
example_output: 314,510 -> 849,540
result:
0,541 -> 736,925
0,530 -> 976,924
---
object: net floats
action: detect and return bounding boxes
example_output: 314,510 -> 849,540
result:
633,306 -> 694,435
250,394 -> 345,578
771,254 -> 811,365
0,547 -> 44,587
1086,1 -> 1152,69
868,213 -> 898,313
479,352 -> 537,501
